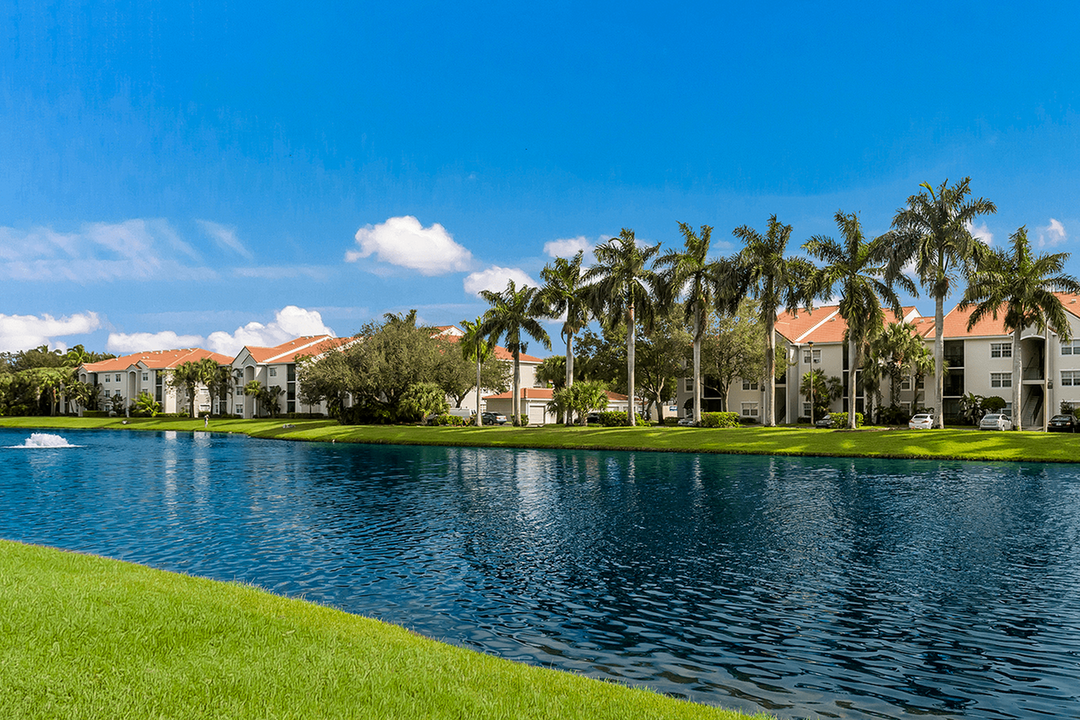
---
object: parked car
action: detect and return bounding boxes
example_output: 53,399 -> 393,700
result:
677,416 -> 696,426
481,411 -> 508,425
979,413 -> 1013,431
1048,414 -> 1079,432
908,413 -> 934,430
814,415 -> 835,428
586,412 -> 603,425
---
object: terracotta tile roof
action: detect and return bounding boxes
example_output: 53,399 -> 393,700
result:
81,348 -> 232,373
437,334 -> 544,363
920,293 -> 1080,339
777,306 -> 921,344
243,335 -> 355,363
483,387 -> 628,401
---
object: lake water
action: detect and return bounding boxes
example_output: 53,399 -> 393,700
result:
2,427 -> 1079,719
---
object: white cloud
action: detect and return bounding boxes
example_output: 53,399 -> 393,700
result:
463,266 -> 538,296
205,306 -> 335,356
966,221 -> 994,246
1039,218 -> 1067,247
0,220 -> 211,282
196,219 -> 254,259
347,216 -> 472,275
107,331 -> 204,354
0,312 -> 101,352
544,236 -> 593,260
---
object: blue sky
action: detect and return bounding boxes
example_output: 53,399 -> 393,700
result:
2,1 -> 1079,356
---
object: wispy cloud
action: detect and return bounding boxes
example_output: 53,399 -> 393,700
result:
0,220 -> 212,282
463,266 -> 538,296
347,216 -> 473,275
1038,218 -> 1067,247
196,219 -> 254,259
544,236 -> 594,261
107,331 -> 205,354
966,221 -> 994,246
0,312 -> 101,352
233,265 -> 330,280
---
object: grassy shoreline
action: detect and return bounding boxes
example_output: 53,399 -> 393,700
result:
3,415 -> 1080,463
0,540 -> 761,719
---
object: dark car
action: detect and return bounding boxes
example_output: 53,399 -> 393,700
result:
1048,414 -> 1079,432
814,415 -> 835,428
481,411 -> 508,425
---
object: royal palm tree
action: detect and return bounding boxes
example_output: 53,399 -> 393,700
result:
887,177 -> 996,428
804,211 -> 914,428
478,280 -> 551,426
732,215 -> 816,426
538,251 -> 591,393
656,223 -> 737,425
871,321 -> 929,407
960,226 -> 1080,430
459,316 -> 496,426
583,229 -> 662,426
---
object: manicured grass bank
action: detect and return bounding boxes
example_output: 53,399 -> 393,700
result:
4,415 -> 1080,463
0,541 -> 759,720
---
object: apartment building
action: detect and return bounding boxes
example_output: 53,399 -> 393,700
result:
77,348 -> 233,415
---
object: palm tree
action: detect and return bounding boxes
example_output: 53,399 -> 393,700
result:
459,316 -> 496,427
871,321 -> 929,407
887,177 -> 996,428
538,251 -> 591,393
478,280 -> 551,426
244,380 -> 264,417
804,211 -> 914,428
583,229 -> 661,426
732,215 -> 817,426
656,223 -> 737,425
960,226 -> 1080,430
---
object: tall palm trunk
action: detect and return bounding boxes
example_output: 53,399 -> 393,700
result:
627,303 -> 636,426
512,352 -> 521,425
764,318 -> 776,426
1012,326 -> 1023,431
692,303 -> 702,425
934,294 -> 945,428
848,334 -> 858,429
475,348 -> 483,427
565,331 -> 574,390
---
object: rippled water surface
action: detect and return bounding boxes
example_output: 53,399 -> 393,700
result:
3,427 -> 1080,718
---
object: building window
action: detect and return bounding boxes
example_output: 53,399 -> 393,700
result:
990,342 -> 1012,358
802,402 -> 812,417
1063,341 -> 1080,355
1062,370 -> 1080,387
990,372 -> 1012,388
901,377 -> 912,391
236,404 -> 244,415
741,402 -> 759,417
104,375 -> 110,383
685,378 -> 693,393
742,380 -> 759,391
142,372 -> 149,381
103,389 -> 110,397
115,374 -> 121,382
269,367 -> 277,378
802,349 -> 821,364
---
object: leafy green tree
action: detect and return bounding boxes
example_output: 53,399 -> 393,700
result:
804,211 -> 913,428
583,229 -> 662,426
478,281 -> 551,426
399,381 -> 449,423
64,379 -> 96,415
538,251 -> 591,392
869,321 -> 927,406
133,391 -> 161,417
297,353 -> 351,419
960,226 -> 1080,430
434,331 -> 509,412
800,369 -> 843,421
535,356 -> 567,389
206,364 -> 234,416
263,385 -> 284,417
700,300 -> 767,412
244,379 -> 265,417
457,317 -> 500,426
656,223 -> 737,424
887,177 -> 997,428
733,215 -> 817,426
573,328 -> 625,388
634,306 -> 691,421
548,380 -> 609,425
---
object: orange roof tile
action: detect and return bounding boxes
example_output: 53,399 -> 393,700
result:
82,348 -> 232,372
483,387 -> 628,401
243,335 -> 354,364
777,306 -> 920,344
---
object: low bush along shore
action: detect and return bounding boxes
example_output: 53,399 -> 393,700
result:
0,540 -> 764,720
3,415 -> 1080,463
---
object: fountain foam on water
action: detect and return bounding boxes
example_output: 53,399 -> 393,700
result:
8,432 -> 79,449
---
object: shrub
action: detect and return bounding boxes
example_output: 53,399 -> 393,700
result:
663,417 -> 680,426
700,412 -> 740,428
81,410 -> 109,418
984,396 -> 1007,413
518,414 -> 529,427
399,382 -> 449,423
433,413 -> 467,426
595,411 -> 649,426
829,411 -> 864,428
878,404 -> 909,426
738,415 -> 759,425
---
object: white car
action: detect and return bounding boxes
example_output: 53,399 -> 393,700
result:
677,416 -> 696,426
909,413 -> 934,430
980,413 -> 1013,431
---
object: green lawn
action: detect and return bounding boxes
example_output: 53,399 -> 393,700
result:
0,540 -> 763,720
4,415 -> 1080,463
